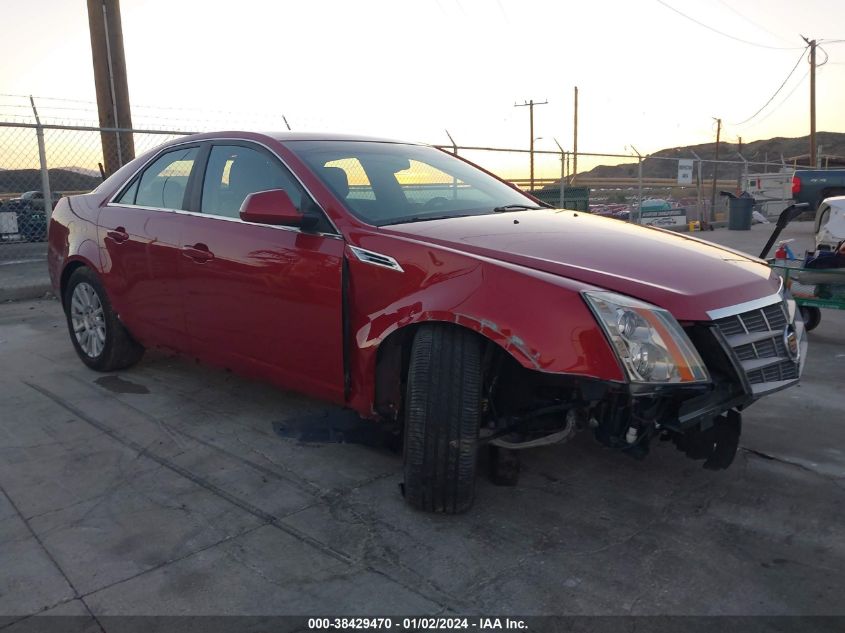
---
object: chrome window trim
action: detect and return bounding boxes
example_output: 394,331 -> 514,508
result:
348,246 -> 404,272
107,136 -> 342,236
705,283 -> 783,321
103,202 -> 343,240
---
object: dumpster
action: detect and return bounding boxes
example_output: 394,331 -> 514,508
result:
720,191 -> 754,230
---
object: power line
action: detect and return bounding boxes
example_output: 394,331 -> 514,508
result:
656,0 -> 804,50
739,68 -> 810,130
816,44 -> 830,67
713,0 -> 797,47
729,46 -> 809,125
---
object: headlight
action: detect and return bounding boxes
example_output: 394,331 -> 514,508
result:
583,291 -> 710,384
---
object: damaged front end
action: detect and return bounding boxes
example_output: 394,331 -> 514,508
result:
479,291 -> 804,475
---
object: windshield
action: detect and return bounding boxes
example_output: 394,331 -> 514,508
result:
287,140 -> 543,226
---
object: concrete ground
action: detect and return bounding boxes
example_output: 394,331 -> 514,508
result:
0,221 -> 843,623
0,243 -> 50,302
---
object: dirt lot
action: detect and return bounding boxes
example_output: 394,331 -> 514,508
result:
1,221 -> 843,623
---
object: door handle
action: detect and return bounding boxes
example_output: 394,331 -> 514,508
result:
181,243 -> 215,263
106,227 -> 129,243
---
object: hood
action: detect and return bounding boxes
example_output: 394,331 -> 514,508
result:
381,210 -> 781,321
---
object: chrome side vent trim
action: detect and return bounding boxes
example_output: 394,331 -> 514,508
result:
348,246 -> 404,273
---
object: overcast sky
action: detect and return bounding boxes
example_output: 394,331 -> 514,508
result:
2,0 -> 844,170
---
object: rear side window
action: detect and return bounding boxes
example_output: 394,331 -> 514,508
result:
201,145 -> 306,218
130,147 -> 199,210
117,179 -> 139,205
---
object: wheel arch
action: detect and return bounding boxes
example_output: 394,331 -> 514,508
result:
59,256 -> 98,306
372,318 -> 518,421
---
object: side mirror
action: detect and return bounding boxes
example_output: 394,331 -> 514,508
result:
239,189 -> 303,226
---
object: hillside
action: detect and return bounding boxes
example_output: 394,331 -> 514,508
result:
0,168 -> 101,195
576,131 -> 845,181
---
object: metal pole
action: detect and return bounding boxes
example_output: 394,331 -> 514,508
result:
573,86 -> 578,181
736,150 -> 748,193
29,96 -> 52,220
445,129 -> 459,199
709,117 -> 721,225
554,138 -> 565,208
691,150 -> 702,224
561,153 -> 566,208
631,145 -> 642,224
529,101 -> 534,191
445,129 -> 458,156
515,99 -> 547,192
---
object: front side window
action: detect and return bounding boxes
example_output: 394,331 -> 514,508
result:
128,146 -> 199,210
288,141 -> 542,226
201,145 -> 306,218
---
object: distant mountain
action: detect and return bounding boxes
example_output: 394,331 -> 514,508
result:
65,166 -> 102,178
0,168 -> 101,195
573,131 -> 845,182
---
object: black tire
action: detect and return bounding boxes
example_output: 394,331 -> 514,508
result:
63,267 -> 144,371
800,306 -> 822,332
403,324 -> 482,514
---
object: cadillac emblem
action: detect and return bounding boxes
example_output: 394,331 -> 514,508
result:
784,324 -> 800,363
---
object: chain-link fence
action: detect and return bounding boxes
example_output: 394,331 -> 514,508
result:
0,115 -> 830,264
0,122 -> 188,260
435,144 -> 816,228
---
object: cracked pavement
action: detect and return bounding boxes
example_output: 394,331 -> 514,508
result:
0,222 -> 843,622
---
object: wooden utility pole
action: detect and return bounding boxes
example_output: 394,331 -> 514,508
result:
801,36 -> 817,166
515,99 -> 547,191
87,0 -> 134,176
572,86 -> 579,182
709,117 -> 721,224
809,39 -> 817,167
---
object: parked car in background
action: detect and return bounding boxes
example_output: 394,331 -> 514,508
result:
792,169 -> 845,210
0,191 -> 55,241
4,190 -> 62,212
48,131 -> 807,513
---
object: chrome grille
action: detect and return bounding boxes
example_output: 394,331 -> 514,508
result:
713,299 -> 801,396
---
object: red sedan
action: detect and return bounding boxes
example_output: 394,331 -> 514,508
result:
48,132 -> 806,513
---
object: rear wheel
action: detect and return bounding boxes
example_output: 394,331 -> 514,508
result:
403,324 -> 482,514
64,267 -> 144,371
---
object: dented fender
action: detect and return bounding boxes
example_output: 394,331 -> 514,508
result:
345,231 -> 624,415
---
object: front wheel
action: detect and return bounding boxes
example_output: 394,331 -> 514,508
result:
800,306 -> 822,332
64,267 -> 144,371
403,324 -> 482,514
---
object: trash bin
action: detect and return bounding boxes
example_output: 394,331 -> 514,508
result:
720,191 -> 755,230
728,197 -> 754,230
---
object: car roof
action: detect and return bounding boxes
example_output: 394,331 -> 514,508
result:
268,131 -> 423,145
162,131 -> 427,147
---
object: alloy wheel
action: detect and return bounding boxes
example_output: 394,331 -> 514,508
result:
70,282 -> 106,358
